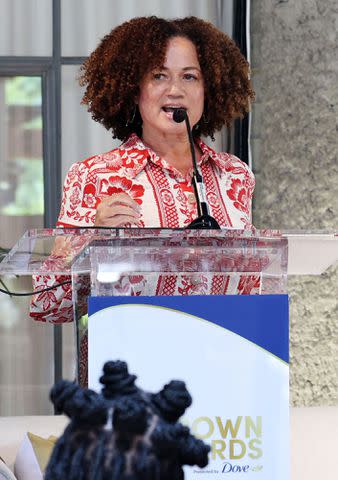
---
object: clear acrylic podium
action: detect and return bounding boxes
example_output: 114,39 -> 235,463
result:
1,228 -> 337,479
1,227 -> 338,381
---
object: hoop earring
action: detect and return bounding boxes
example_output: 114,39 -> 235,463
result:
126,105 -> 136,126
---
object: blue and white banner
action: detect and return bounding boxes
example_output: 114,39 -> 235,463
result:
88,295 -> 289,479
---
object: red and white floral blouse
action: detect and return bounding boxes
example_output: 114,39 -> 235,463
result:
30,133 -> 257,323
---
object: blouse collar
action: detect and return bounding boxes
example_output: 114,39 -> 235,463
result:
118,133 -> 230,179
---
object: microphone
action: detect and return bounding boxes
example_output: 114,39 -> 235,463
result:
173,108 -> 220,229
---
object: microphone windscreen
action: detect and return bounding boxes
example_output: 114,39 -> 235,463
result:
173,108 -> 186,123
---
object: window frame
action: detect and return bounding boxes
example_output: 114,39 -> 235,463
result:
0,60 -> 58,226
232,0 -> 250,167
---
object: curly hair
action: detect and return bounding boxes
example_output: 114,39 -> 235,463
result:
79,16 -> 254,141
45,360 -> 210,480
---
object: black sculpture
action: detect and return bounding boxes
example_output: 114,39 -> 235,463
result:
45,360 -> 210,479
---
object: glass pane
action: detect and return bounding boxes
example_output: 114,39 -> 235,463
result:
0,76 -> 54,416
0,76 -> 44,249
62,0 -> 227,57
0,275 -> 54,416
62,65 -> 117,181
0,0 -> 52,56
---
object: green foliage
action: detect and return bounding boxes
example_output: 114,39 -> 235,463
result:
5,77 -> 42,106
22,116 -> 43,130
1,158 -> 44,216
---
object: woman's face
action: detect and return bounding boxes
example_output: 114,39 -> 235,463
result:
138,36 -> 204,139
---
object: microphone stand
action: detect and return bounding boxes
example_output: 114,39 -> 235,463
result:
173,109 -> 220,229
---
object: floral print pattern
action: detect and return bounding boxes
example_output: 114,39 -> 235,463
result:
30,133 -> 256,324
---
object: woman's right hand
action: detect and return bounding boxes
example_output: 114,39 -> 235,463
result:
94,193 -> 141,227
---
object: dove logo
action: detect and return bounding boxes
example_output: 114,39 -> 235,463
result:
222,463 -> 250,473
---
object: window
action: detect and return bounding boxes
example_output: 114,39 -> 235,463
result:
0,76 -> 44,248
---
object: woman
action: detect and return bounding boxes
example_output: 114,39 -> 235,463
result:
59,15 -> 255,231
31,17 -> 259,376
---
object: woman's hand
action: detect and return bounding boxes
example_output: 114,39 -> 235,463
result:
94,193 -> 141,227
51,236 -> 73,258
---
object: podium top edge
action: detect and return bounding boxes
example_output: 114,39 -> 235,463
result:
19,227 -> 338,238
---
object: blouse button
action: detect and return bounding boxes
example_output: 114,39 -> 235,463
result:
187,193 -> 196,204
